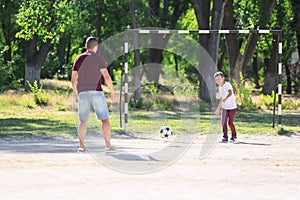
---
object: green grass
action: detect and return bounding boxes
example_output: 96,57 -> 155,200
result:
234,112 -> 300,134
0,106 -> 76,137
1,104 -> 298,138
0,79 -> 299,138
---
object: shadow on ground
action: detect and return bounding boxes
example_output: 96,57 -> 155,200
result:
0,136 -> 78,154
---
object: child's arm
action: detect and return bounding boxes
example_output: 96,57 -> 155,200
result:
222,89 -> 232,103
214,98 -> 222,115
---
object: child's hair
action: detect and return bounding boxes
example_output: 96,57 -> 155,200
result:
214,71 -> 224,78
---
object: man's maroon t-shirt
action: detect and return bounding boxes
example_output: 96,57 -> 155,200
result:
72,51 -> 106,93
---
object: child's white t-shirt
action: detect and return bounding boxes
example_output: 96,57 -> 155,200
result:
219,82 -> 237,110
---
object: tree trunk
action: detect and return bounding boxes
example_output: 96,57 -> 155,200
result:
24,64 -> 42,89
291,0 -> 300,58
57,36 -> 67,65
263,35 -> 278,95
0,0 -> 15,64
223,0 -> 275,86
252,54 -> 260,89
147,47 -> 164,83
208,0 -> 226,64
57,36 -> 68,77
129,0 -> 141,101
207,0 -> 226,102
3,40 -> 12,64
191,0 -> 210,102
24,36 -> 51,91
147,0 -> 164,83
191,0 -> 225,102
95,0 -> 104,41
190,0 -> 210,50
291,0 -> 300,94
285,64 -> 292,94
223,0 -> 260,84
146,0 -> 187,84
223,0 -> 239,81
66,36 -> 71,64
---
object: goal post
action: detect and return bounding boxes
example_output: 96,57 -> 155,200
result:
123,29 -> 283,133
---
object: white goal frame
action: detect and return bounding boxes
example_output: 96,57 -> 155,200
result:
123,29 -> 283,133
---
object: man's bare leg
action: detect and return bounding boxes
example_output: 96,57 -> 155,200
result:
101,119 -> 111,148
78,120 -> 88,149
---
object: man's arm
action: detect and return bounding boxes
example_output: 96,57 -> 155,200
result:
71,71 -> 78,102
100,68 -> 115,102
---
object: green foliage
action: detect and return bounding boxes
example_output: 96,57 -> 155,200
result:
41,51 -> 61,79
282,98 -> 300,110
0,61 -> 23,91
129,98 -> 144,110
258,91 -> 277,110
198,101 -> 207,112
57,103 -> 67,111
20,95 -> 35,109
257,90 -> 299,110
232,73 -> 257,110
16,0 -> 74,42
16,0 -> 53,41
54,87 -> 72,98
149,82 -> 159,95
27,81 -> 50,106
177,8 -> 197,29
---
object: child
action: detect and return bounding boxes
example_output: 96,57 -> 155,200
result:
214,71 -> 237,143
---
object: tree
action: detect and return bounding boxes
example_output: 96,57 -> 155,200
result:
16,0 -> 74,91
290,0 -> 300,94
145,0 -> 189,83
190,0 -> 226,101
261,0 -> 296,94
0,0 -> 23,88
222,0 -> 278,96
0,0 -> 20,64
129,0 -> 142,101
291,0 -> 300,60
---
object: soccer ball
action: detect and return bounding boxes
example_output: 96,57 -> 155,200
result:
159,126 -> 172,138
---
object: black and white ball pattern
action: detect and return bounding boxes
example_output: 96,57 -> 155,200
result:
159,126 -> 172,138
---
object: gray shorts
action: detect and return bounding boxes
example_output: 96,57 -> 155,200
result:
78,91 -> 109,121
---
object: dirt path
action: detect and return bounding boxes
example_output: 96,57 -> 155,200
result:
0,133 -> 299,200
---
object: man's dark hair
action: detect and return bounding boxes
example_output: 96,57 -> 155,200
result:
86,37 -> 99,49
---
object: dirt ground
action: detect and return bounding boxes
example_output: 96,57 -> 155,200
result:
0,132 -> 299,200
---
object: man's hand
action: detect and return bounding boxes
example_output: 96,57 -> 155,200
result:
110,91 -> 115,103
100,68 -> 115,104
71,71 -> 78,103
74,93 -> 78,103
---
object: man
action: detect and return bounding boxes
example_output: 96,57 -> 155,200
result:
71,36 -> 115,152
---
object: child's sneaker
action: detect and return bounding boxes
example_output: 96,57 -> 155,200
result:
220,138 -> 228,143
230,137 -> 237,143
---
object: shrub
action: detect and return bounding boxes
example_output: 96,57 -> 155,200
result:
27,80 -> 50,106
232,73 -> 257,111
0,61 -> 22,91
258,91 -> 277,110
57,103 -> 67,111
129,98 -> 144,110
258,91 -> 299,111
282,98 -> 300,110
